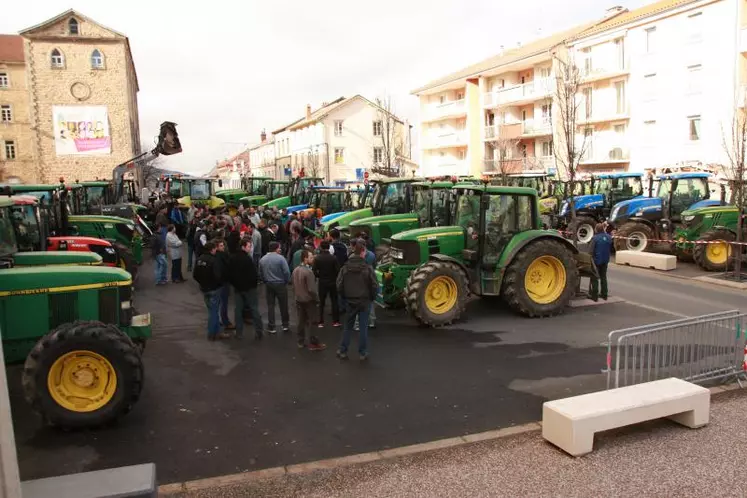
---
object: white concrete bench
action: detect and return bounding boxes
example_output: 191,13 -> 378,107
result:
615,250 -> 676,270
542,378 -> 709,456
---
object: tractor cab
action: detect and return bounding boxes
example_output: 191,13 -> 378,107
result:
412,178 -> 479,228
284,177 -> 325,214
505,173 -> 550,197
379,184 -> 581,322
245,180 -> 288,209
227,176 -> 272,209
318,183 -> 371,225
74,181 -> 153,241
177,177 -> 226,210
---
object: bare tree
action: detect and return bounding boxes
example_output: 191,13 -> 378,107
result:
487,133 -> 520,185
721,93 -> 747,280
551,52 -> 591,241
371,96 -> 407,177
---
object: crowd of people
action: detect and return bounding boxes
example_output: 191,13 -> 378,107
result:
151,202 -> 379,360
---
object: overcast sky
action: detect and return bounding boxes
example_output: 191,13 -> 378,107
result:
3,0 -> 653,174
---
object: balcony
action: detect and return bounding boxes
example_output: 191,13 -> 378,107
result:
741,27 -> 747,52
578,104 -> 630,125
422,131 -> 467,149
425,160 -> 468,176
484,78 -> 553,108
482,156 -> 553,174
580,59 -> 629,83
422,99 -> 466,122
579,145 -> 630,164
485,119 -> 551,140
521,118 -> 552,137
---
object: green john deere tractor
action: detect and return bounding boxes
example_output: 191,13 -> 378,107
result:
261,176 -> 324,211
674,180 -> 747,271
217,176 -> 273,209
245,179 -> 289,209
73,180 -> 153,243
377,184 -> 583,325
0,195 -> 150,428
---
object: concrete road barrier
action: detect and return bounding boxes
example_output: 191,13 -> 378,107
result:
615,250 -> 676,270
542,378 -> 709,456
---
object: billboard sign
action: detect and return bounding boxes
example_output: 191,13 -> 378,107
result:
53,105 -> 111,156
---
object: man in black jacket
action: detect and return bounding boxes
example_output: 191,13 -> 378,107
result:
228,238 -> 263,340
214,239 -> 234,331
329,228 -> 348,267
336,239 -> 378,361
193,241 -> 227,341
313,240 -> 341,327
259,220 -> 274,256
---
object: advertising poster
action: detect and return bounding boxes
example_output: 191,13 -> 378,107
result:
53,105 -> 111,156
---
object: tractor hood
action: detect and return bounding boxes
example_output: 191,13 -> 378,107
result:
0,265 -> 130,294
350,212 -> 419,228
239,195 -> 267,206
321,208 -> 373,231
559,194 -> 604,216
261,196 -> 291,209
320,211 -> 347,224
177,195 -> 226,210
608,197 -> 661,223
13,251 -> 102,266
286,204 -> 309,214
681,204 -> 739,217
687,199 -> 723,210
391,225 -> 464,242
69,214 -> 135,226
217,189 -> 247,198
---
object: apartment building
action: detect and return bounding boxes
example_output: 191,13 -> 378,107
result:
249,130 -> 276,179
216,149 -> 249,189
413,0 -> 746,177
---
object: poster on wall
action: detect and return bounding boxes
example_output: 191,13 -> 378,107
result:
52,105 -> 111,156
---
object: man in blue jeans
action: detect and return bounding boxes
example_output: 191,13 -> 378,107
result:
336,239 -> 378,361
152,223 -> 168,285
228,237 -> 264,340
193,241 -> 229,340
258,241 -> 291,334
214,239 -> 234,330
589,223 -> 612,301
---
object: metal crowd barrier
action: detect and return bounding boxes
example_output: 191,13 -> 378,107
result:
604,310 -> 747,389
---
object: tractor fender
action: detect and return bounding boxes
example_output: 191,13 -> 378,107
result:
428,253 -> 471,285
617,217 -> 656,232
497,232 -> 578,271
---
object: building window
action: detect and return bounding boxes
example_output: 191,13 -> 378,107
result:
439,95 -> 445,104
581,47 -> 592,75
687,64 -> 702,94
51,49 -> 64,68
456,92 -> 464,100
91,49 -> 104,69
688,115 -> 701,141
373,120 -> 382,136
541,140 -> 553,157
643,73 -> 657,100
541,104 -> 551,121
334,147 -> 344,164
645,27 -> 656,53
614,81 -> 626,114
373,147 -> 383,163
582,87 -> 592,119
0,73 -> 7,89
4,140 -> 15,160
68,18 -> 79,35
458,149 -> 466,161
334,120 -> 343,136
614,38 -> 625,70
687,12 -> 703,44
0,105 -> 11,123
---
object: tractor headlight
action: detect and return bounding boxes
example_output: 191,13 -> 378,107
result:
121,300 -> 132,310
390,248 -> 404,260
559,201 -> 569,217
609,205 -> 621,222
683,215 -> 695,222
105,247 -> 116,254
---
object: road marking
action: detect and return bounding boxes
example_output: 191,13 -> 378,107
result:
623,299 -> 687,318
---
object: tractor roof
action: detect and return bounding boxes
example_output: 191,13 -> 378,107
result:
508,172 -> 547,178
378,177 -> 425,184
595,172 -> 641,179
245,176 -> 273,180
0,196 -> 13,208
269,180 -> 289,184
657,172 -> 711,180
76,181 -> 111,187
455,184 -> 538,196
10,195 -> 37,206
2,184 -> 60,192
413,181 -> 457,189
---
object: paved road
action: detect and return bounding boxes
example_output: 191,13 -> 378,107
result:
7,253 -> 742,485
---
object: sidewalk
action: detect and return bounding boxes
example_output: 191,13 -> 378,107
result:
164,389 -> 747,497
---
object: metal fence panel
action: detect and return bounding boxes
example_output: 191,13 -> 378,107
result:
604,310 -> 747,389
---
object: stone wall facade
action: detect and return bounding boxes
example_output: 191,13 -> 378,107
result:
3,11 -> 140,184
0,60 -> 34,182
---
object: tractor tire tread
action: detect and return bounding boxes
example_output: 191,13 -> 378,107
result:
693,229 -> 735,272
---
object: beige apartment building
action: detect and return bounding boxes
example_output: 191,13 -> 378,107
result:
0,9 -> 140,184
413,0 -> 747,178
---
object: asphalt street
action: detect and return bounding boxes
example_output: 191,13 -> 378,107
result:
7,251 -> 744,485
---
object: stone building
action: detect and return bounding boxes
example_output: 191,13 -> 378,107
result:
0,9 -> 140,183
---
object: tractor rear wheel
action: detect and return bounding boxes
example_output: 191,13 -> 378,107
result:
568,216 -> 597,244
375,244 -> 392,265
613,222 -> 654,252
115,246 -> 137,280
693,229 -> 735,271
22,321 -> 144,429
502,239 -> 578,318
405,260 -> 468,327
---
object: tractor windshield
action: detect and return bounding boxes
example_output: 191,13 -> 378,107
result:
413,187 -> 430,222
347,191 -> 363,209
455,190 -> 481,250
190,180 -> 211,199
376,182 -> 408,215
321,192 -> 344,212
10,205 -> 41,252
269,182 -> 286,199
0,207 -> 18,257
250,179 -> 265,194
85,186 -> 107,208
671,178 -> 708,214
431,189 -> 451,226
596,177 -> 642,199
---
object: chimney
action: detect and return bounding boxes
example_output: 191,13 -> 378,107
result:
260,129 -> 266,142
306,104 -> 312,120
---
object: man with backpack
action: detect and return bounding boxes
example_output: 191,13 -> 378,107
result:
193,241 -> 229,341
329,228 -> 348,267
336,239 -> 378,361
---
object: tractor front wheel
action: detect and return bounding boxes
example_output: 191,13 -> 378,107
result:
693,229 -> 735,271
613,222 -> 654,252
22,321 -> 144,429
405,261 -> 468,327
502,239 -> 578,318
568,216 -> 597,244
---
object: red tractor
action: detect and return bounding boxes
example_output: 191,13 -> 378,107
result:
9,195 -> 120,269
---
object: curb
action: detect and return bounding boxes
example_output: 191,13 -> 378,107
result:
159,383 -> 744,496
693,275 -> 747,290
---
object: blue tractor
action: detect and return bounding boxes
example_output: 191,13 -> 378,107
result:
608,172 -> 722,253
560,172 -> 645,243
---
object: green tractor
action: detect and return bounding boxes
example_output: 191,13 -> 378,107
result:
0,195 -> 150,428
244,179 -> 289,209
72,180 -> 153,243
377,184 -> 582,325
673,180 -> 747,271
261,176 -> 324,211
217,176 -> 273,209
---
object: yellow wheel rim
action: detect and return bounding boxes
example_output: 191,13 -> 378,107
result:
47,350 -> 117,413
524,255 -> 567,305
424,275 -> 458,315
706,242 -> 730,265
119,258 -> 127,270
